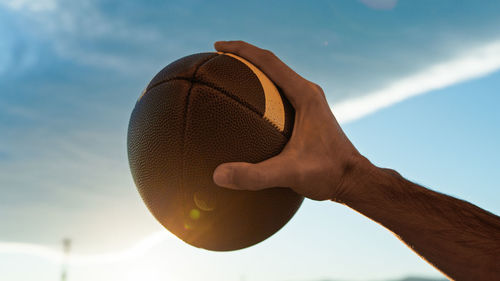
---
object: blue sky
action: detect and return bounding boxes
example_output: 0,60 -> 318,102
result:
1,0 -> 499,280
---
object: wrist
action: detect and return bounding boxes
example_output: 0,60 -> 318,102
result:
331,154 -> 382,204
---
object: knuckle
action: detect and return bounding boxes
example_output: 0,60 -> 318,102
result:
252,166 -> 270,187
258,49 -> 275,61
307,82 -> 326,102
233,163 -> 258,188
263,49 -> 275,57
231,42 -> 244,51
308,81 -> 325,96
225,165 -> 236,183
294,81 -> 326,108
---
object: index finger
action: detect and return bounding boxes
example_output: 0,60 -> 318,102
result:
214,40 -> 310,107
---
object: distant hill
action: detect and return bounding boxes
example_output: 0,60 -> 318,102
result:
313,277 -> 448,281
396,277 -> 448,281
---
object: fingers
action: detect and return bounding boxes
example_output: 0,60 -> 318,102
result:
212,154 -> 297,191
214,40 -> 313,108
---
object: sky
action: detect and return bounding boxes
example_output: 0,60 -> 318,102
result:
0,0 -> 499,280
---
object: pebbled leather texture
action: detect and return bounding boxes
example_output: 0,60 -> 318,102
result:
128,52 -> 303,251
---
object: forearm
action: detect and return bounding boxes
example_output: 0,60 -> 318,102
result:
340,156 -> 500,280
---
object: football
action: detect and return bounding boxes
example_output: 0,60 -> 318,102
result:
127,51 -> 303,251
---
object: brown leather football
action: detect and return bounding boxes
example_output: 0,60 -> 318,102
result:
127,51 -> 303,251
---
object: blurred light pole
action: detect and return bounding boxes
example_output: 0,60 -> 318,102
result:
61,238 -> 71,281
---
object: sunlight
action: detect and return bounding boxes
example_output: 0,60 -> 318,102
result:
0,231 -> 169,266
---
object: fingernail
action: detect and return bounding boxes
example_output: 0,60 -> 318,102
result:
213,166 -> 231,187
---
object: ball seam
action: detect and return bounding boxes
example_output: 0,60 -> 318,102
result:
148,77 -> 287,138
181,54 -> 220,222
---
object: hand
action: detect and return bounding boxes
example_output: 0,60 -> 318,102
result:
212,40 -> 364,201
215,41 -> 500,279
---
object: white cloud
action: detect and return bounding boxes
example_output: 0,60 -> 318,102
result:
0,0 -> 57,12
334,39 -> 500,124
0,0 -> 163,74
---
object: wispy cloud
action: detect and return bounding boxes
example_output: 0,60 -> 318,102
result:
334,39 -> 500,123
0,231 -> 168,265
0,0 -> 165,74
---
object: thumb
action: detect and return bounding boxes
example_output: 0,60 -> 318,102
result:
213,155 -> 295,191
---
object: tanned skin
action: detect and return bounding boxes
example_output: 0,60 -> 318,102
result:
212,40 -> 500,281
